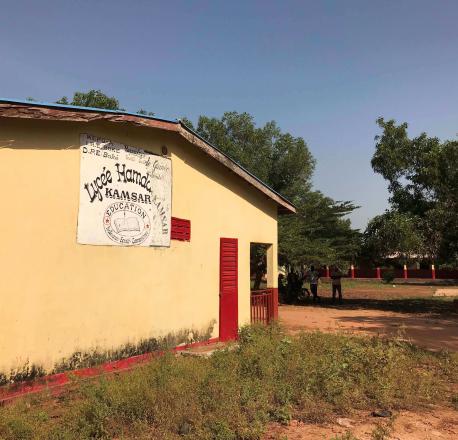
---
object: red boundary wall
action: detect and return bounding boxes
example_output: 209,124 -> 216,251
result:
319,267 -> 458,280
0,337 -> 219,405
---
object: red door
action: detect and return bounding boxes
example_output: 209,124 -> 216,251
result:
219,238 -> 238,341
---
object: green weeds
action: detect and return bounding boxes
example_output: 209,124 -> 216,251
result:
330,432 -> 358,440
0,321 -> 216,382
0,325 -> 456,439
0,362 -> 46,386
452,393 -> 458,410
53,320 -> 216,373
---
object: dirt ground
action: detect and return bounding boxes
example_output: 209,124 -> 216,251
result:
268,283 -> 458,439
279,283 -> 458,352
265,407 -> 458,440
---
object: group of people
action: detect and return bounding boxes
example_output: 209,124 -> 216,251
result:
303,265 -> 344,303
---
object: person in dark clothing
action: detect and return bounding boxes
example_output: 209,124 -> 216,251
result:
330,265 -> 343,303
300,267 -> 311,299
306,265 -> 320,302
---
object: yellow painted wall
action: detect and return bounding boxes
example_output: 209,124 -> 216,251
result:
0,118 -> 278,372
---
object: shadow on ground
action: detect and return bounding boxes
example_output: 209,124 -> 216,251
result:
290,297 -> 456,315
389,279 -> 458,286
332,312 -> 458,351
280,302 -> 458,351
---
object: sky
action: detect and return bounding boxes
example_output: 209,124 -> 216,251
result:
1,0 -> 457,229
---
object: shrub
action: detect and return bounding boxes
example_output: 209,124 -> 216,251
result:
382,268 -> 396,284
452,393 -> 458,410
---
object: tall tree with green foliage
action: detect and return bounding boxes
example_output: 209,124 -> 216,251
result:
55,89 -> 155,116
182,112 -> 360,269
363,118 -> 458,265
56,89 -> 123,110
185,112 -> 315,199
361,211 -> 426,265
280,193 -> 360,268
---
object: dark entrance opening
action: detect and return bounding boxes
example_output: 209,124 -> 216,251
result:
250,243 -> 277,324
250,243 -> 268,290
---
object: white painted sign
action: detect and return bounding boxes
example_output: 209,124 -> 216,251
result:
77,134 -> 171,247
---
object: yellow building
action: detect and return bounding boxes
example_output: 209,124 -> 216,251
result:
0,99 -> 295,376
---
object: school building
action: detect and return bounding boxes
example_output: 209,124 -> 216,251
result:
0,99 -> 295,375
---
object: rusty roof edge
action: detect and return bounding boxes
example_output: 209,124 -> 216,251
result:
0,98 -> 178,124
0,99 -> 296,214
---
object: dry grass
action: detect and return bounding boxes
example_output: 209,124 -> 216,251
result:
0,325 -> 456,439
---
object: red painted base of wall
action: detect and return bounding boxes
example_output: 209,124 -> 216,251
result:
0,337 -> 219,405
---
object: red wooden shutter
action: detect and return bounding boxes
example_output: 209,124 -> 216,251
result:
171,217 -> 191,241
219,238 -> 238,341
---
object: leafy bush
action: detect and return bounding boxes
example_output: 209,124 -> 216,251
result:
0,325 -> 456,439
382,268 -> 396,284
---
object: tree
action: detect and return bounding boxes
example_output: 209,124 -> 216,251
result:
55,96 -> 69,105
137,109 -> 155,116
366,118 -> 458,265
361,211 -> 425,265
185,112 -> 360,275
279,192 -> 360,268
184,111 -> 315,201
56,90 -> 123,110
55,90 -> 157,117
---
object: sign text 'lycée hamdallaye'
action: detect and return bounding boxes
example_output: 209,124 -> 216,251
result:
77,134 -> 171,247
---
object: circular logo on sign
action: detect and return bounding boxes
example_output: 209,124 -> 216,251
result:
103,202 -> 151,245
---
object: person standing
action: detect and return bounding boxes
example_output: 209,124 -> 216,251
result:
306,265 -> 320,303
330,265 -> 343,303
300,266 -> 311,299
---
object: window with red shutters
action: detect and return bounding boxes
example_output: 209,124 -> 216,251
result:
171,217 -> 191,241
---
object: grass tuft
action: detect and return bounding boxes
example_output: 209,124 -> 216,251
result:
330,432 -> 359,440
